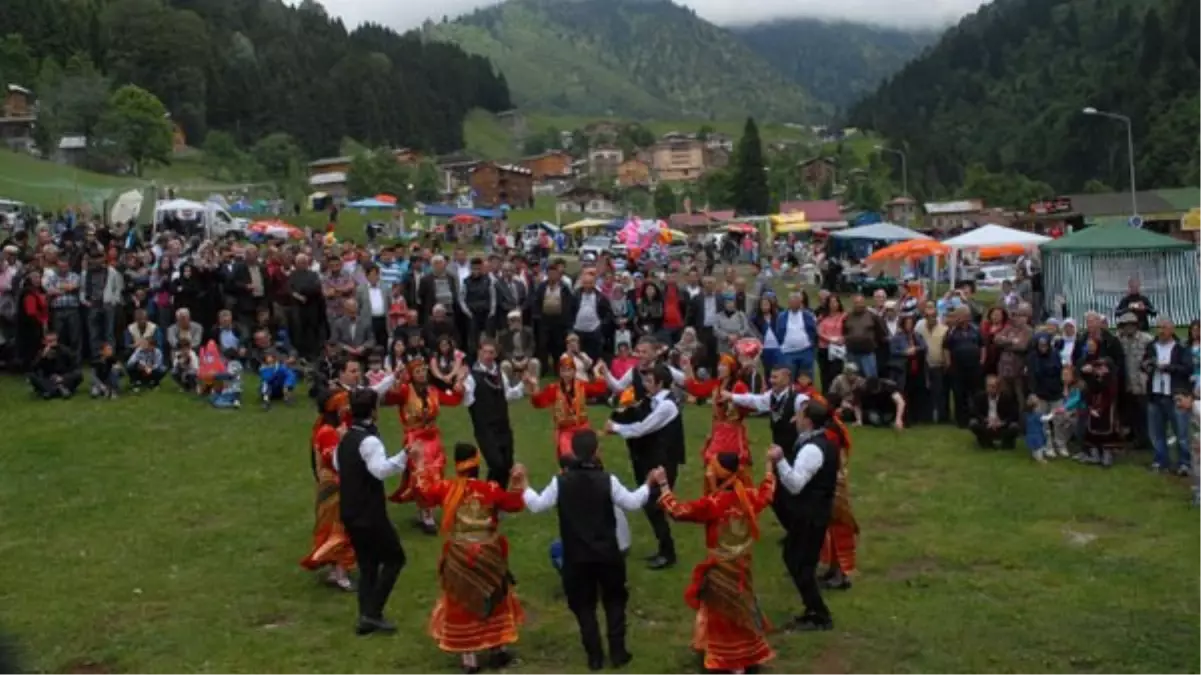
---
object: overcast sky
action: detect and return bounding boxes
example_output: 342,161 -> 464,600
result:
299,0 -> 990,31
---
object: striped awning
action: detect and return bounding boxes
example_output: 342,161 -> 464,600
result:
1043,248 -> 1200,324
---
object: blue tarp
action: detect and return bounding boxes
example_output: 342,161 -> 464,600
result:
419,204 -> 502,219
348,198 -> 396,209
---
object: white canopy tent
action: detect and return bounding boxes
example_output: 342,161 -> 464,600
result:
829,222 -> 932,241
943,224 -> 1051,286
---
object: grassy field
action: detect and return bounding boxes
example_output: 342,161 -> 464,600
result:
1,370 -> 1197,673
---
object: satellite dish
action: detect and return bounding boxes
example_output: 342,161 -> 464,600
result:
1128,215 -> 1143,229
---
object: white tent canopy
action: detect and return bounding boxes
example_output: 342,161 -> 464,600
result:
829,222 -> 931,241
942,224 -> 1050,248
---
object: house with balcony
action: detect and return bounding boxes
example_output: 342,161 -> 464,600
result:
1,84 -> 37,152
652,138 -> 706,182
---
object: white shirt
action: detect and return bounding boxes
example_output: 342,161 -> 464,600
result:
780,310 -> 811,353
574,292 -> 601,332
367,286 -> 385,317
885,316 -> 899,337
333,433 -> 408,480
1152,341 -> 1175,395
775,442 -> 825,495
462,363 -> 526,407
702,294 -> 717,327
611,390 -> 678,439
523,474 -> 649,552
732,389 -> 809,415
605,364 -> 686,392
685,284 -> 701,299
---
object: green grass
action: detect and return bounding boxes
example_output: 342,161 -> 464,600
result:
464,109 -> 521,161
1,373 -> 1197,673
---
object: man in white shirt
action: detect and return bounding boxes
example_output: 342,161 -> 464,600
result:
571,271 -> 609,362
767,398 -> 840,632
519,431 -> 652,670
1145,317 -> 1193,475
775,292 -> 817,381
335,388 -> 410,635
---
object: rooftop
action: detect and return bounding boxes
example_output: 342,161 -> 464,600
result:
308,156 -> 351,168
778,199 -> 843,222
309,171 -> 347,186
924,199 -> 984,214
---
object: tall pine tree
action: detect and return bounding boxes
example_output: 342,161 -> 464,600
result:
731,117 -> 769,216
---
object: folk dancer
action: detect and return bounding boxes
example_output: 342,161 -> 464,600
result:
682,353 -> 754,469
300,389 -> 356,591
520,430 -> 652,671
603,363 -> 685,570
383,355 -> 464,533
415,443 -> 526,673
816,392 -> 857,591
461,338 -> 526,487
335,388 -> 409,635
526,353 -> 609,458
769,398 -> 843,632
656,450 -> 777,673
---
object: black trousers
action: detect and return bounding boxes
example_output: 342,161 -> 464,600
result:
537,317 -> 568,372
345,518 -> 406,620
370,316 -> 388,352
927,366 -> 950,424
477,423 -> 515,488
576,329 -> 603,363
969,421 -> 1020,449
630,451 -> 676,559
30,370 -> 83,397
951,365 -> 981,428
562,560 -> 629,662
782,517 -> 830,620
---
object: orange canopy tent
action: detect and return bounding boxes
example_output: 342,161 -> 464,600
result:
865,239 -> 950,263
373,194 -> 398,205
977,243 -> 1028,260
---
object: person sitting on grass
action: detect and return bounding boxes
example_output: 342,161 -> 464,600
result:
90,342 -> 121,399
210,360 -> 243,409
171,337 -> 199,392
246,329 -> 297,409
30,331 -> 83,398
126,338 -> 166,392
855,376 -> 907,429
969,375 -> 1020,449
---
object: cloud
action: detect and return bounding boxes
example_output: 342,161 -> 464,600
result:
297,0 -> 987,32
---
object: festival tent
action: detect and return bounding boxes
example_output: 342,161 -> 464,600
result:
829,222 -> 931,241
418,204 -> 502,219
562,218 -> 613,231
942,224 -> 1050,286
248,219 -> 305,240
1040,224 -> 1199,324
348,198 -> 396,209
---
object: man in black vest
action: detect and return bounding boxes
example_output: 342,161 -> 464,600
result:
604,362 -> 684,570
461,337 -> 526,487
519,430 -> 655,671
768,398 -> 841,632
460,256 -> 496,356
726,365 -> 809,527
336,388 -> 410,635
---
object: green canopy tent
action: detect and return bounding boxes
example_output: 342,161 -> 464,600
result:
1040,225 -> 1199,324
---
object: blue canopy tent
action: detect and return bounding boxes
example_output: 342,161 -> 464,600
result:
418,204 -> 502,219
604,218 -> 625,232
348,198 -> 396,209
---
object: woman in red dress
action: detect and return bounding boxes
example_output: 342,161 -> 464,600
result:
300,389 -> 355,590
416,443 -> 526,673
527,354 -> 609,458
382,356 -> 465,533
682,353 -> 754,469
657,451 -> 777,673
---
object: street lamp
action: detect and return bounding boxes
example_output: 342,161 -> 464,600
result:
1082,106 -> 1138,219
874,145 -> 908,199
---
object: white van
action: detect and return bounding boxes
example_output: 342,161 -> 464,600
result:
153,199 -> 247,238
0,198 -> 25,229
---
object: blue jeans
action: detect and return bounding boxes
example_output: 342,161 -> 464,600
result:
779,348 -> 815,381
1147,395 -> 1192,469
847,351 -> 877,378
259,364 -> 297,399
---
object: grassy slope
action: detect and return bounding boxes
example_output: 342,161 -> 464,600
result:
0,372 -> 1197,672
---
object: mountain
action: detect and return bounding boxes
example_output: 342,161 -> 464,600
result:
848,0 -> 1200,198
424,0 -> 824,122
0,0 -> 511,157
732,20 -> 940,112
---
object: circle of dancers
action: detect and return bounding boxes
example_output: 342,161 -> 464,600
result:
301,334 -> 857,674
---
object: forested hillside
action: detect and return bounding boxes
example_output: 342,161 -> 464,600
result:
426,0 -> 822,122
733,19 -> 938,112
0,0 -> 512,156
848,0 -> 1200,197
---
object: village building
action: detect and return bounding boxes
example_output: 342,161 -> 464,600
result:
797,157 -> 837,191
651,138 -> 706,182
470,162 -> 534,208
779,199 -> 847,229
1,84 -> 36,152
519,150 -> 573,181
884,196 -> 919,225
556,185 -> 619,216
704,133 -> 733,153
588,146 -> 624,181
616,158 -> 652,188
923,199 -> 986,232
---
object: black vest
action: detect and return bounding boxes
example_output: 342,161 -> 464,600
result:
468,367 -> 511,431
789,429 -> 840,524
337,424 -> 388,528
555,466 -> 621,566
768,389 -> 800,451
464,275 -> 492,314
657,393 -> 687,466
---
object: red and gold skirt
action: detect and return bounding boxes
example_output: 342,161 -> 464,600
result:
686,556 -> 774,672
555,422 -> 591,458
430,537 -> 524,653
390,426 -> 446,506
300,473 -> 355,571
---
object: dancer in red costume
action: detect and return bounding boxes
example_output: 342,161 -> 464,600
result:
526,354 -> 609,458
382,356 -> 464,534
681,353 -> 754,469
415,443 -> 526,673
818,391 -> 858,591
656,450 -> 777,673
300,388 -> 356,591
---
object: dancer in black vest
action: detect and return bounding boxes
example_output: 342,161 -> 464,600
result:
336,388 -> 410,635
461,338 -> 525,487
768,398 -> 841,631
519,430 -> 654,671
605,363 -> 684,570
726,365 -> 810,527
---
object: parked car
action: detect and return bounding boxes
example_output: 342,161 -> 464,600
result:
976,264 -> 1016,289
0,199 -> 24,229
578,235 -> 626,262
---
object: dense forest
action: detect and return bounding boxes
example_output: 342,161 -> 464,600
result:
426,0 -> 823,122
848,0 -> 1201,197
732,19 -> 938,113
0,0 -> 512,157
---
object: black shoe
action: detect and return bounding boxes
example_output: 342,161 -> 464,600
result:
643,553 -> 660,562
787,614 -> 833,632
462,665 -> 481,675
488,649 -> 514,669
611,649 -> 632,668
646,555 -> 676,570
587,654 -> 605,671
355,616 -> 397,635
819,566 -> 838,582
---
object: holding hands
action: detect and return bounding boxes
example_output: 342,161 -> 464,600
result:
767,444 -> 784,463
646,466 -> 667,487
509,463 -> 528,491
